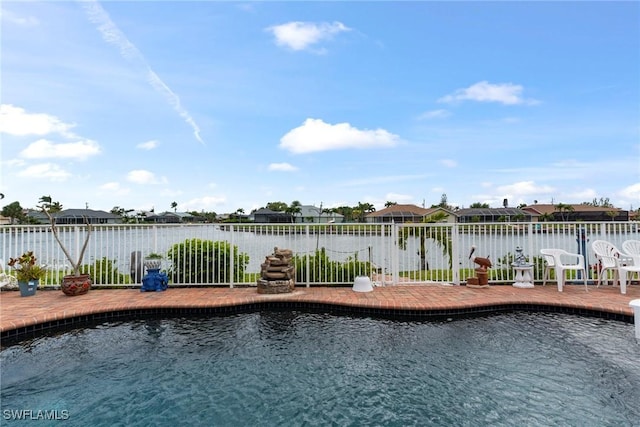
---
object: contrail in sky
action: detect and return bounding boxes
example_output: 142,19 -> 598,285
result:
80,0 -> 204,144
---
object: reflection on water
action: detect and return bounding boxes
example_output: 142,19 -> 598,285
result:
1,311 -> 639,426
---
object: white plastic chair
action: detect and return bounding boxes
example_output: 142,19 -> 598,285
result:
591,240 -> 626,287
539,249 -> 588,292
592,240 -> 640,294
0,259 -> 17,289
540,250 -> 556,286
622,240 -> 640,266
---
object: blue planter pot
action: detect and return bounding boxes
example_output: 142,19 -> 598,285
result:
18,280 -> 38,297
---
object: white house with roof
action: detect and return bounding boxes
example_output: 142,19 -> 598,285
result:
365,204 -> 455,223
294,205 -> 344,223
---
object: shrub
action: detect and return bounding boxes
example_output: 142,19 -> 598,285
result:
81,257 -> 131,285
493,252 -> 546,282
168,239 -> 249,283
294,248 -> 338,283
294,248 -> 371,285
339,254 -> 372,283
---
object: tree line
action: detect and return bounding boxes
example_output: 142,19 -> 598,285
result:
0,195 -> 632,225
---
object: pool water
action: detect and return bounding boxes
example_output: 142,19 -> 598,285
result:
1,312 -> 639,426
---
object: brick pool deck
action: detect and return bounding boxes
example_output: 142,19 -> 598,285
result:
1,283 -> 639,345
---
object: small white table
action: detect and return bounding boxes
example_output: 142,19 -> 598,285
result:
512,264 -> 534,288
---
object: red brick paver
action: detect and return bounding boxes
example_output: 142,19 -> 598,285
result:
1,284 -> 638,335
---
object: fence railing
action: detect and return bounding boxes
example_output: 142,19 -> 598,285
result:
1,222 -> 637,287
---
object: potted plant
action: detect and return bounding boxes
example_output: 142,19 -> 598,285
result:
43,209 -> 93,296
8,251 -> 46,297
144,252 -> 163,271
141,252 -> 168,292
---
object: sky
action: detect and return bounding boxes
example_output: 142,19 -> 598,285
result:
1,1 -> 639,215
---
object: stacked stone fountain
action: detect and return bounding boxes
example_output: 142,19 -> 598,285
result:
257,247 -> 295,294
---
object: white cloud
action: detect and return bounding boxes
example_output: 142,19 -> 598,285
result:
100,182 -> 121,191
481,180 -> 557,206
137,140 -> 159,150
268,162 -> 298,172
440,159 -> 457,168
81,0 -> 203,143
385,193 -> 414,203
0,104 -> 76,137
496,181 -> 555,195
100,182 -> 130,195
266,21 -> 350,52
619,182 -> 640,200
617,182 -> 640,208
16,163 -> 71,181
418,109 -> 451,120
181,195 -> 227,211
20,139 -> 101,161
280,118 -> 400,154
0,9 -> 39,26
126,170 -> 164,185
2,158 -> 24,168
565,188 -> 598,200
438,81 -> 538,105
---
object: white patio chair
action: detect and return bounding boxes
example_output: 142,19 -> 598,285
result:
591,240 -> 627,287
540,250 -> 556,286
592,240 -> 640,294
622,240 -> 640,266
539,249 -> 588,292
0,259 -> 18,289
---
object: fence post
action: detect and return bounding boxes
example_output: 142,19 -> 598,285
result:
527,223 -> 535,278
152,225 -> 158,254
305,224 -> 310,287
229,225 -> 235,288
384,224 -> 391,285
392,224 -> 399,285
451,224 -> 460,285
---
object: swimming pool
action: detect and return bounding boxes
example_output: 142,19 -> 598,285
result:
1,311 -> 639,426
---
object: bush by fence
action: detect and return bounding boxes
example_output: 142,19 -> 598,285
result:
168,239 -> 249,284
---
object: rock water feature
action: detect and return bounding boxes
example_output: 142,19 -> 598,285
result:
257,247 -> 295,294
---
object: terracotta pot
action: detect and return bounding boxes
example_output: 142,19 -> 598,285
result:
61,274 -> 91,296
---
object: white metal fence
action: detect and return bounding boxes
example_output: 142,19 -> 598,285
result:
1,222 -> 637,287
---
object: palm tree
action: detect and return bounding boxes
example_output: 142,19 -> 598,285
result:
539,212 -> 554,222
337,206 -> 354,222
555,203 -> 575,221
287,200 -> 302,223
49,201 -> 63,213
356,202 -> 375,222
171,201 -> 178,212
38,195 -> 62,213
398,212 -> 451,271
